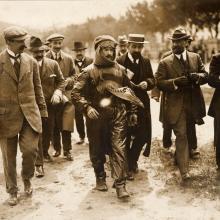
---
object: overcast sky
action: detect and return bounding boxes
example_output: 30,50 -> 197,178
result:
0,0 -> 147,30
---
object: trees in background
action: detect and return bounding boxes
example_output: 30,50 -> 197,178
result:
41,0 -> 219,47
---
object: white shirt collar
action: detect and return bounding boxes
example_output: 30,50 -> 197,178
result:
128,52 -> 139,64
175,50 -> 187,61
51,50 -> 62,60
7,48 -> 20,64
38,60 -> 43,67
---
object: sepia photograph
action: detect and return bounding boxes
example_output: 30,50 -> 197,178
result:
0,0 -> 220,219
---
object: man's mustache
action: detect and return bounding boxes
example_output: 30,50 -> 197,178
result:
19,45 -> 26,50
131,52 -> 141,59
36,56 -> 43,60
106,55 -> 114,59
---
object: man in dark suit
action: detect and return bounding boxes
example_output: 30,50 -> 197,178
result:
46,33 -> 76,161
117,35 -> 128,57
0,26 -> 48,206
117,34 -> 155,180
156,27 -> 207,181
208,54 -> 220,172
72,41 -> 93,144
29,36 -> 65,177
153,37 -> 200,159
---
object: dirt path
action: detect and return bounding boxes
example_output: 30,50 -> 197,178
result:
0,100 -> 220,220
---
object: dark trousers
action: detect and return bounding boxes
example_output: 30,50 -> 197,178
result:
171,108 -> 189,175
53,103 -> 73,152
86,104 -> 127,186
163,124 -> 172,148
127,108 -> 151,171
53,129 -> 72,152
75,108 -> 85,139
214,115 -> 220,167
0,120 -> 39,194
36,104 -> 55,165
163,119 -> 197,151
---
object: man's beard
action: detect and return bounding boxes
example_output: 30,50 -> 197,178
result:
172,46 -> 184,55
76,54 -> 83,60
131,52 -> 141,60
35,56 -> 43,61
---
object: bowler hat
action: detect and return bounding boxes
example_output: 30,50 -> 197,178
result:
3,26 -> 28,41
118,35 -> 128,45
128,34 -> 149,44
46,33 -> 64,42
168,27 -> 190,41
28,36 -> 46,51
72,41 -> 87,51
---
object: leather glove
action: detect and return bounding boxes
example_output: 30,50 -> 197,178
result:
138,81 -> 148,90
65,78 -> 74,90
87,106 -> 99,119
174,76 -> 191,86
189,73 -> 200,82
61,94 -> 69,104
128,113 -> 137,127
51,89 -> 62,105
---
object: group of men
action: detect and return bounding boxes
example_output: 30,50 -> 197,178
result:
1,25 -> 220,206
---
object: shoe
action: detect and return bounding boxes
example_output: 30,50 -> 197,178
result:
96,176 -> 108,191
76,138 -> 85,145
190,149 -> 200,159
8,193 -> 18,206
181,172 -> 190,181
35,166 -> 44,178
130,162 -> 139,174
23,179 -> 33,196
44,154 -> 53,162
53,150 -> 61,157
127,171 -> 134,181
116,186 -> 130,199
64,151 -> 73,161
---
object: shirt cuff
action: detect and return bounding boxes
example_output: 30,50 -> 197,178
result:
173,80 -> 178,90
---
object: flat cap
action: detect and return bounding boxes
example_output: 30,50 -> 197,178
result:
46,33 -> 64,42
3,26 -> 28,41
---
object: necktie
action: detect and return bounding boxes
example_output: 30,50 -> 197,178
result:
179,54 -> 185,67
77,61 -> 83,67
9,54 -> 20,78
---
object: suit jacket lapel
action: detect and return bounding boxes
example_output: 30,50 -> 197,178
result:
172,54 -> 185,77
2,50 -> 18,82
186,51 -> 196,72
19,53 -> 30,81
40,58 -> 48,79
